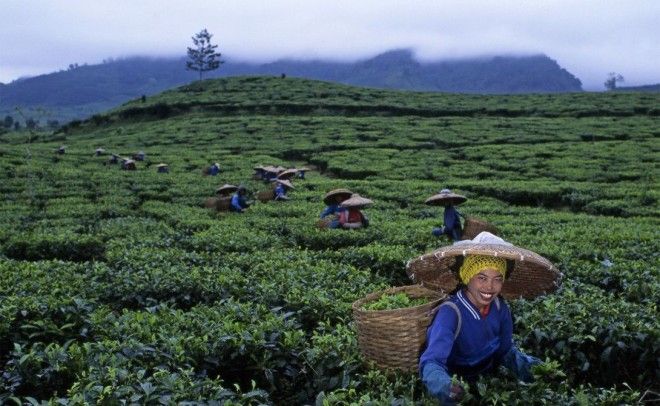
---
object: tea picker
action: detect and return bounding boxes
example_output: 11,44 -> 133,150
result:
230,185 -> 250,213
407,232 -> 562,404
319,188 -> 353,228
338,193 -> 373,229
206,162 -> 220,176
273,179 -> 294,201
426,189 -> 466,241
133,150 -> 146,161
203,184 -> 239,212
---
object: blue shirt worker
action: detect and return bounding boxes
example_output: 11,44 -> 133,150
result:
419,255 -> 541,404
274,181 -> 288,200
209,163 -> 220,176
273,179 -> 294,200
320,189 -> 353,228
230,186 -> 249,213
426,189 -> 467,241
432,205 -> 464,241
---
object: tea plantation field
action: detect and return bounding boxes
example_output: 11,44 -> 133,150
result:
1,76 -> 658,404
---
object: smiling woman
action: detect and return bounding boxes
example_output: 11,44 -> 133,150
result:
408,232 -> 559,404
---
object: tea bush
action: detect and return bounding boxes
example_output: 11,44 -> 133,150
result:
1,76 -> 657,404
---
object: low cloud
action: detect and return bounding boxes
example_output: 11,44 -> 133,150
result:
1,0 -> 658,89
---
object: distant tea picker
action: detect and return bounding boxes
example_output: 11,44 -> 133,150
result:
318,188 -> 353,228
427,189 -> 466,241
230,185 -> 250,213
338,193 -> 373,229
406,232 -> 562,404
274,179 -> 294,201
203,162 -> 221,176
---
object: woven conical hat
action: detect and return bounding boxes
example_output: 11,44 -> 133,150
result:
215,184 -> 238,195
323,188 -> 353,205
406,232 -> 561,299
340,194 -> 374,208
425,189 -> 467,206
276,179 -> 295,189
262,165 -> 279,173
276,169 -> 298,180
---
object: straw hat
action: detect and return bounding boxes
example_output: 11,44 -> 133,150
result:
406,232 -> 561,299
340,193 -> 374,208
262,165 -> 279,173
425,189 -> 467,206
216,184 -> 238,195
323,188 -> 353,205
276,169 -> 298,179
275,179 -> 295,189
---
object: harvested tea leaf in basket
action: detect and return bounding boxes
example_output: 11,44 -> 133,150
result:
363,292 -> 429,311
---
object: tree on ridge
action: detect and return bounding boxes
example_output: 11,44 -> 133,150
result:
604,72 -> 624,90
186,28 -> 223,81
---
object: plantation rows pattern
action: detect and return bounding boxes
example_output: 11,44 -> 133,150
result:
1,77 -> 658,404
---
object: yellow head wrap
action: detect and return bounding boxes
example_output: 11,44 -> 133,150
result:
459,255 -> 507,285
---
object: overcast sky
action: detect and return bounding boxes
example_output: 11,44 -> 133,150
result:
1,0 -> 658,90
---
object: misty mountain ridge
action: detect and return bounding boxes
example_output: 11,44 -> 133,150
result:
1,49 -> 584,122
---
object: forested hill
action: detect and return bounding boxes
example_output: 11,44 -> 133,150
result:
0,50 -> 583,123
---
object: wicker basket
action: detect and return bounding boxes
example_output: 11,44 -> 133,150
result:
203,197 -> 219,209
352,285 -> 446,372
216,196 -> 231,211
203,196 -> 232,211
256,189 -> 274,203
461,217 -> 499,240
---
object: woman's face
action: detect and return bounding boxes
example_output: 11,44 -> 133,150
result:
465,268 -> 504,310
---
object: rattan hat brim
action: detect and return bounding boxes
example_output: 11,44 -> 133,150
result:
262,166 -> 279,173
341,194 -> 374,208
276,179 -> 295,189
216,184 -> 238,195
323,188 -> 353,205
406,242 -> 561,299
276,169 -> 298,179
425,193 -> 467,206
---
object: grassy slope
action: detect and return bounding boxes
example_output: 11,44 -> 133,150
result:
1,76 -> 658,404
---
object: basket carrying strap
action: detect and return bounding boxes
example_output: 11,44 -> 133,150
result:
440,302 -> 462,340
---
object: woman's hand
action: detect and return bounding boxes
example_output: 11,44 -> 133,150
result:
449,383 -> 465,402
